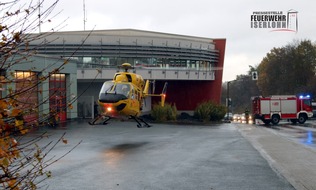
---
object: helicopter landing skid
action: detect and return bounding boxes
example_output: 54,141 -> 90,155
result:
88,115 -> 111,125
130,116 -> 151,128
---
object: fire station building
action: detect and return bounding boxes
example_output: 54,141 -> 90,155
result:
1,54 -> 78,122
20,29 -> 226,118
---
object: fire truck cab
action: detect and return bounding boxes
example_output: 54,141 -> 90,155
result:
252,95 -> 313,125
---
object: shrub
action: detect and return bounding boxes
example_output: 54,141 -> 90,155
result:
151,103 -> 177,122
194,101 -> 226,122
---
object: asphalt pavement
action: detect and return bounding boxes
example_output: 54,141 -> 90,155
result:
24,119 -> 301,190
236,121 -> 316,190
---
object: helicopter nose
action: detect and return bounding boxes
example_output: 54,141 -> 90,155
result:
101,103 -> 114,113
104,105 -> 117,117
106,107 -> 113,112
116,103 -> 126,111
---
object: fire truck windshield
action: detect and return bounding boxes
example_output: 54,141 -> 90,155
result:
303,99 -> 311,106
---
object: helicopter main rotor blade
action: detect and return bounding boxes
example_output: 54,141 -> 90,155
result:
162,82 -> 168,94
152,80 -> 155,94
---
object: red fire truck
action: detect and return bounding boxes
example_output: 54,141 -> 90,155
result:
252,95 -> 313,125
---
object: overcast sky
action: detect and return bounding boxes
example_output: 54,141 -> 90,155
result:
42,0 -> 316,82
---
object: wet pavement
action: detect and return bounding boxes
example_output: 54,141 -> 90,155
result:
23,119 -> 297,190
236,120 -> 316,190
257,121 -> 316,149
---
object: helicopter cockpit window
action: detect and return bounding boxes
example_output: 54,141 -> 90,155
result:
99,81 -> 114,95
131,89 -> 135,99
115,83 -> 131,97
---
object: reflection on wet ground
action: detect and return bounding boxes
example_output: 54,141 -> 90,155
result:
103,142 -> 148,168
266,122 -> 316,148
106,142 -> 149,153
303,131 -> 314,145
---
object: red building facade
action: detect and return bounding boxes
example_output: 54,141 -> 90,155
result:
154,39 -> 226,110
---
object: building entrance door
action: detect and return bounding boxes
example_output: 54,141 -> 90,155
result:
49,74 -> 67,122
15,71 -> 39,123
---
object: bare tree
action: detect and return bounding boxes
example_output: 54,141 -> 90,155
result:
0,1 -> 84,189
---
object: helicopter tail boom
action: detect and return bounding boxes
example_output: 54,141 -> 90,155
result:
144,81 -> 168,107
143,80 -> 150,95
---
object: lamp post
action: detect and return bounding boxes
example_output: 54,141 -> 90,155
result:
226,81 -> 231,121
226,79 -> 237,121
225,76 -> 251,122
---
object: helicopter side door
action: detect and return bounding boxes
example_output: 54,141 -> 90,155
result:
128,85 -> 142,116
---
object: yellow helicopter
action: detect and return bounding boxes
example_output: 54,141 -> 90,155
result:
89,63 -> 167,128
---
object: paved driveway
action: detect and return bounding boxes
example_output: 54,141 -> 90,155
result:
29,120 -> 294,190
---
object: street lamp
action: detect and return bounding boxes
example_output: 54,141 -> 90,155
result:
225,80 -> 234,121
226,82 -> 230,119
225,76 -> 253,122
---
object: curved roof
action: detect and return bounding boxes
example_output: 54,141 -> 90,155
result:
24,29 -> 222,63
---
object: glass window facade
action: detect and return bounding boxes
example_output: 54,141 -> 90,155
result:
24,30 -> 220,72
